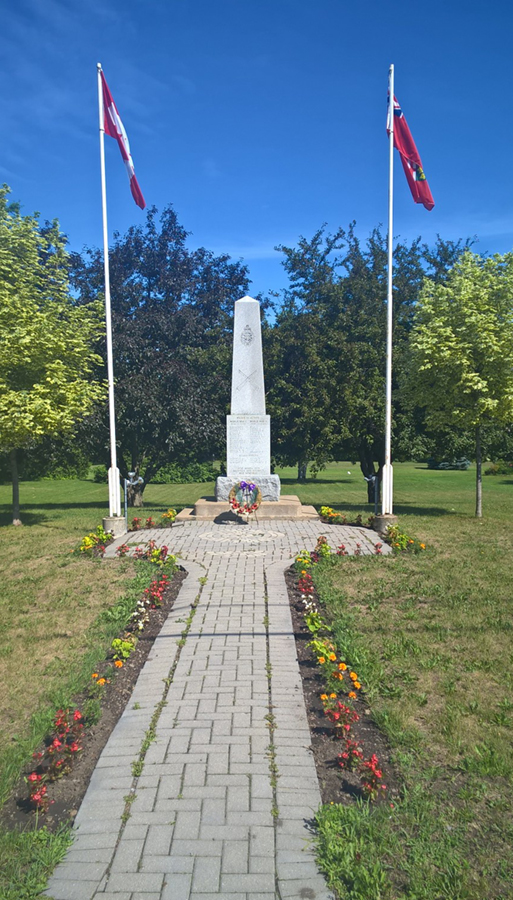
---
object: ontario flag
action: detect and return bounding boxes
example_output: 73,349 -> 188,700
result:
100,71 -> 146,209
387,92 -> 434,211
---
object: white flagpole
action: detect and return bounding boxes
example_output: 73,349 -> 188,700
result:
382,63 -> 394,515
97,62 -> 121,518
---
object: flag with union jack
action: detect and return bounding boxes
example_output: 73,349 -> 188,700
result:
387,93 -> 434,211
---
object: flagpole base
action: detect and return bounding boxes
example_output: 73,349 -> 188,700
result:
372,513 -> 398,537
102,516 -> 127,538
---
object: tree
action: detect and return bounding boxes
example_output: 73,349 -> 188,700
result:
71,205 -> 251,505
405,250 -> 513,516
0,187 -> 105,524
267,223 -> 468,499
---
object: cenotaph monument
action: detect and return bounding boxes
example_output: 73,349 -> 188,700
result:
175,295 -> 318,521
215,295 -> 281,501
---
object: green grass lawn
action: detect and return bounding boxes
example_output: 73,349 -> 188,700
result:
0,463 -> 512,898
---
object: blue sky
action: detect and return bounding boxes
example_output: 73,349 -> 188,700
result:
2,0 -> 513,298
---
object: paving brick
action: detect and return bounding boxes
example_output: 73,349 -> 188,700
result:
106,872 -> 164,893
221,840 -> 249,874
192,855 -> 222,892
43,880 -> 100,900
110,838 -> 145,872
220,873 -> 275,892
160,871 -> 193,900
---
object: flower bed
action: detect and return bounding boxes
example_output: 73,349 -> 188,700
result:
292,540 -> 391,803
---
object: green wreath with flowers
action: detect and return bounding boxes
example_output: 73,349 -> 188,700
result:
228,481 -> 262,516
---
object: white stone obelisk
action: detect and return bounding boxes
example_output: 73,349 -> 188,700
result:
216,296 -> 280,501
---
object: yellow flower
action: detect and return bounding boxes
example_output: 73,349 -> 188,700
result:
301,570 -> 307,575
339,663 -> 347,671
97,678 -> 106,686
318,657 -> 326,665
354,682 -> 361,689
320,694 -> 328,701
329,693 -> 337,699
329,653 -> 337,661
348,691 -> 357,699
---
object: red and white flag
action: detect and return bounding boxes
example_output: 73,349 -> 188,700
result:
100,71 -> 146,209
387,93 -> 434,211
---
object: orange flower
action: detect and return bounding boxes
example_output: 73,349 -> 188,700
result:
420,543 -> 426,550
348,691 -> 357,699
318,657 -> 326,665
332,672 -> 343,680
97,678 -> 106,686
354,681 -> 361,689
339,663 -> 347,671
320,694 -> 328,701
114,660 -> 123,668
301,570 -> 306,575
329,653 -> 337,662
329,693 -> 337,699
349,671 -> 358,681
91,673 -> 98,679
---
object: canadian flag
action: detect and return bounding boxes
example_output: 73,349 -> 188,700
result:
100,71 -> 145,209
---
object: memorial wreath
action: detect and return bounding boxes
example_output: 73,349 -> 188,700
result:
229,481 -> 262,518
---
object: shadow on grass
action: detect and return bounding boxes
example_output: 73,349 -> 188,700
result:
0,510 -> 50,527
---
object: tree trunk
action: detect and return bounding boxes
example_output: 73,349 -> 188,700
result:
359,452 -> 379,504
297,460 -> 308,482
10,449 -> 22,526
127,483 -> 144,508
475,424 -> 482,518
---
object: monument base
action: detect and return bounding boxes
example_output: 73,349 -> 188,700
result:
176,494 -> 318,521
215,474 -> 281,502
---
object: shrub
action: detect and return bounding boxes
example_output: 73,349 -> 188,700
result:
484,460 -> 513,476
91,464 -> 108,483
152,461 -> 219,484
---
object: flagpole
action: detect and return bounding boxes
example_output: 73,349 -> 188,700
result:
97,62 -> 121,518
382,63 -> 394,516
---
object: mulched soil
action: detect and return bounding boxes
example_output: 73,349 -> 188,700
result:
0,568 -> 187,834
1,558 -> 399,836
285,567 -> 400,807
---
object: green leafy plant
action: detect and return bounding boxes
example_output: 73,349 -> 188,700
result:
111,636 -> 137,661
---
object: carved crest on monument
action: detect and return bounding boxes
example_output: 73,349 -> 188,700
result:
240,325 -> 254,346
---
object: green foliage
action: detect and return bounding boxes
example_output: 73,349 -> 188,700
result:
0,186 -> 105,454
407,250 -> 513,432
266,223 -> 468,494
152,461 -> 219,484
111,636 -> 137,661
484,460 -> 513,475
406,250 -> 513,515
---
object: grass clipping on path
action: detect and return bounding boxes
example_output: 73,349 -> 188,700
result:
312,518 -> 513,900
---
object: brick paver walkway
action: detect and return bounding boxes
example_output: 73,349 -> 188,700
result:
46,520 -> 388,900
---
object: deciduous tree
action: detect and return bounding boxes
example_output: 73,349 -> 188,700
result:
0,187 -> 105,523
405,250 -> 513,516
